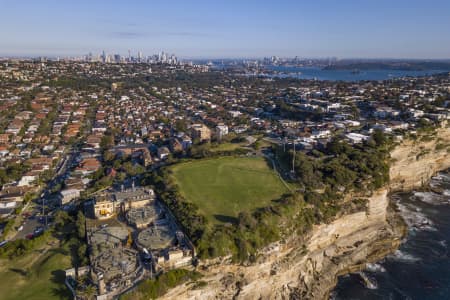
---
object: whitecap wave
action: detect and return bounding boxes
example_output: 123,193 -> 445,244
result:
437,172 -> 450,181
412,191 -> 447,206
420,225 -> 438,232
429,181 -> 439,189
432,172 -> 450,181
396,202 -> 436,231
388,250 -> 420,263
366,262 -> 386,273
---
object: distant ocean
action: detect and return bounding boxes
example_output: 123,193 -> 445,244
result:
264,66 -> 449,81
332,171 -> 450,300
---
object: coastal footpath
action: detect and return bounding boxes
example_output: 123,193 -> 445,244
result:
161,125 -> 450,300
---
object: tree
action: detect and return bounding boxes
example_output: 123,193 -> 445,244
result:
103,150 -> 115,162
174,119 -> 187,132
76,211 -> 86,240
23,192 -> 37,204
122,162 -> 145,177
77,243 -> 88,265
372,129 -> 386,147
253,140 -> 262,150
116,172 -> 126,182
294,152 -> 321,188
100,134 -> 114,150
54,210 -> 71,229
81,284 -> 97,300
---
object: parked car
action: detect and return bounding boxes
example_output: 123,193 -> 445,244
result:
34,227 -> 44,235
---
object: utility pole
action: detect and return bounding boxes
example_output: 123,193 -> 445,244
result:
292,139 -> 296,174
42,195 -> 47,228
42,196 -> 44,222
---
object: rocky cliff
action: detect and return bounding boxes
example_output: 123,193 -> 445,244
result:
161,125 -> 450,300
390,126 -> 450,192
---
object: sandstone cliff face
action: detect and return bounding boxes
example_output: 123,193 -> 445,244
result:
390,126 -> 450,192
161,126 -> 449,300
162,189 -> 395,300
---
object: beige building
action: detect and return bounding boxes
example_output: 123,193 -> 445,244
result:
93,186 -> 155,219
93,195 -> 116,219
191,124 -> 211,142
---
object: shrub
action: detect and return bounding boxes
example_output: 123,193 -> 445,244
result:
120,269 -> 202,300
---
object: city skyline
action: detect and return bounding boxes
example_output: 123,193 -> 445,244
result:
1,0 -> 450,59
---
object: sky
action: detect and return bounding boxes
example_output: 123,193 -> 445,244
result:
1,0 -> 450,59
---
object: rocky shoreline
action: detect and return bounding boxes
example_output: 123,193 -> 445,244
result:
322,201 -> 407,299
160,126 -> 449,300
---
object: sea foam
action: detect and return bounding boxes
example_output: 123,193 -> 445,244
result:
389,250 -> 420,263
366,262 -> 386,273
412,191 -> 447,206
396,202 -> 436,231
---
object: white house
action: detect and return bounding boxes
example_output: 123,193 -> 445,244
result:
59,188 -> 81,205
371,123 -> 392,133
18,174 -> 38,186
216,124 -> 229,140
311,129 -> 331,139
157,147 -> 170,160
373,107 -> 400,119
346,133 -> 370,144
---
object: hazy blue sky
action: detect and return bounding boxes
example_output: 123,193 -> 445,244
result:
1,0 -> 450,58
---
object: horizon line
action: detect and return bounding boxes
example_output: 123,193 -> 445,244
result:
1,53 -> 450,61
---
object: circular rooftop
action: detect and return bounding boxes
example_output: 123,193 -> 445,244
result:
136,224 -> 174,250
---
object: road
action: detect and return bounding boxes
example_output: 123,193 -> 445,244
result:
263,136 -> 284,146
10,147 -> 78,241
14,213 -> 44,240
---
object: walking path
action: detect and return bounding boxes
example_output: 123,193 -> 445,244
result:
264,154 -> 293,193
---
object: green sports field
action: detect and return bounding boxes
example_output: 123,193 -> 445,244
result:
0,241 -> 71,300
170,156 -> 289,224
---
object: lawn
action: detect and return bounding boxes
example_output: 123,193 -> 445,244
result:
170,156 -> 289,224
0,241 -> 72,300
209,142 -> 247,152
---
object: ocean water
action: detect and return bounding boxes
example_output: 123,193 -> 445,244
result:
265,66 -> 449,81
332,171 -> 450,300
